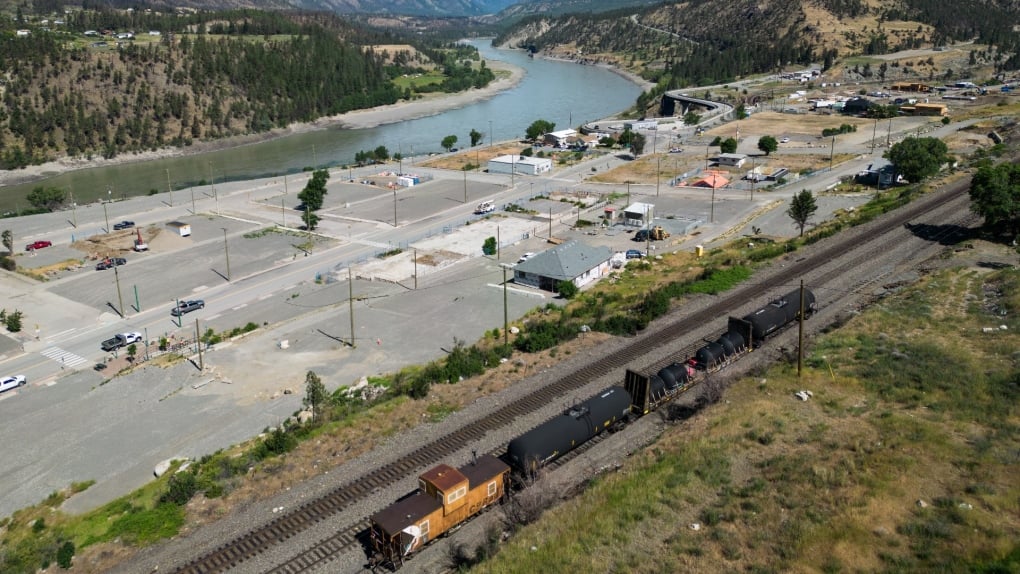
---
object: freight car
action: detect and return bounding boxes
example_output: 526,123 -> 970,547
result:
369,454 -> 510,569
368,286 -> 816,568
506,386 -> 632,475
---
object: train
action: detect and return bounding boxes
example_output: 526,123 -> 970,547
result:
369,287 -> 815,569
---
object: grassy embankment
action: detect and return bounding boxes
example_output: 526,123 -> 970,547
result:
473,262 -> 1020,572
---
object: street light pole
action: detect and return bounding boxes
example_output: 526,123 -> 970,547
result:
393,189 -> 397,227
829,135 -> 835,171
166,168 -> 173,207
710,186 -> 716,223
463,170 -> 467,204
222,228 -> 231,281
348,266 -> 356,348
102,201 -> 110,233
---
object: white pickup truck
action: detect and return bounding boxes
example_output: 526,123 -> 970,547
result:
474,201 -> 495,215
101,332 -> 143,352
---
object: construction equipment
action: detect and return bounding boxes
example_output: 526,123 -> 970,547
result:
634,226 -> 670,241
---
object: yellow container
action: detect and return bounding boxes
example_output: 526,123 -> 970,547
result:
695,245 -> 704,257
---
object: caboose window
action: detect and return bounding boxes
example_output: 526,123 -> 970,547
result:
487,481 -> 497,496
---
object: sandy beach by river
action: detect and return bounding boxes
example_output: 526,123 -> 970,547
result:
0,59 -> 528,188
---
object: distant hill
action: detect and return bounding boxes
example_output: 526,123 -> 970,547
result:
0,0 -> 524,17
494,0 -> 1020,88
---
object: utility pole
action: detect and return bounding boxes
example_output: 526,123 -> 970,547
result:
413,248 -> 417,289
710,185 -> 716,223
195,318 -> 203,370
489,120 -> 493,148
102,201 -> 110,233
886,118 -> 892,148
656,156 -> 661,197
871,118 -> 878,153
463,170 -> 468,203
70,186 -> 77,228
348,267 -> 356,348
166,168 -> 173,207
501,264 -> 511,347
281,198 -> 285,227
191,185 -> 196,215
797,279 -> 805,377
496,225 -> 501,260
393,189 -> 398,227
222,228 -> 231,281
829,135 -> 836,171
113,264 -> 125,318
548,207 -> 552,238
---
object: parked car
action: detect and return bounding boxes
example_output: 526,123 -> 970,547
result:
517,252 -> 536,264
0,375 -> 27,393
780,137 -> 790,143
25,240 -> 52,251
171,299 -> 205,317
100,332 -> 142,352
625,249 -> 645,259
113,221 -> 135,230
95,257 -> 127,270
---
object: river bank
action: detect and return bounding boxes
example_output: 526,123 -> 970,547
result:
0,60 -> 527,189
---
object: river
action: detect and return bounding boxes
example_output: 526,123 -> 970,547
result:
0,39 -> 642,211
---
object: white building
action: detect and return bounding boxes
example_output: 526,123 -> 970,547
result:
543,129 -> 577,147
625,120 -> 659,131
512,240 -> 613,292
487,155 -> 552,176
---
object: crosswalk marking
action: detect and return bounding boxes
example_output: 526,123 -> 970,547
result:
40,347 -> 89,368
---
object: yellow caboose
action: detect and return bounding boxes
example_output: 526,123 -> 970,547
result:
370,454 -> 510,568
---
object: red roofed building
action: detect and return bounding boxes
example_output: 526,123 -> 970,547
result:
692,170 -> 730,189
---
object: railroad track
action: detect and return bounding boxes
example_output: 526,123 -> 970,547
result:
173,179 -> 972,574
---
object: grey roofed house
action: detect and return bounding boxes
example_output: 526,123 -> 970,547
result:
513,240 -> 614,292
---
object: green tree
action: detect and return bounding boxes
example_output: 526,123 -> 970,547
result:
303,371 -> 328,421
788,189 -> 818,237
630,132 -> 647,156
126,343 -> 137,362
302,210 -> 320,231
373,146 -> 390,161
720,137 -> 738,154
298,169 -> 329,212
441,134 -> 458,152
470,128 -> 483,147
735,104 -> 748,120
556,280 -> 579,299
482,236 -> 496,256
26,186 -> 67,212
683,111 -> 702,127
757,135 -> 778,155
969,162 -> 1020,237
1,229 -> 12,255
525,119 -> 556,141
885,137 -> 949,183
5,309 -> 23,332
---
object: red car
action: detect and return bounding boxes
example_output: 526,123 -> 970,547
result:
25,240 -> 52,251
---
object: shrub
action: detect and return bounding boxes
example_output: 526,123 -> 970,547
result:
160,471 -> 198,506
56,541 -> 75,569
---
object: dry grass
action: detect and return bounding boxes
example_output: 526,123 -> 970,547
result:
419,143 -> 525,170
475,246 -> 1020,573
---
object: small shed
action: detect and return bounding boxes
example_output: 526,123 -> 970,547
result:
717,153 -> 748,167
487,155 -> 552,176
622,202 -> 655,227
166,221 -> 191,237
